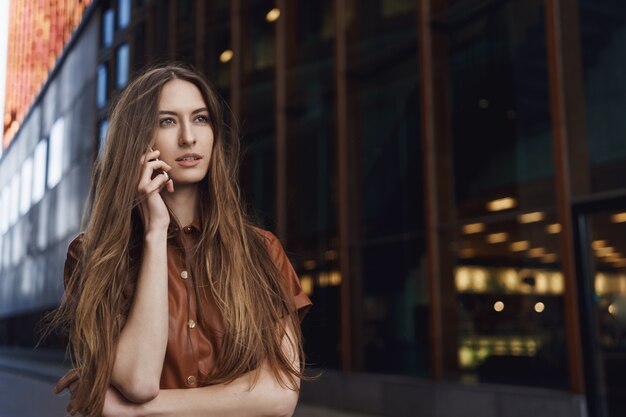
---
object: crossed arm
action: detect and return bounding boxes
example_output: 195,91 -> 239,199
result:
102,230 -> 300,417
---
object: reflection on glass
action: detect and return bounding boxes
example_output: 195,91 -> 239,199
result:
19,157 -> 33,215
103,9 -> 114,47
97,64 -> 107,109
578,1 -> 626,194
118,0 -> 131,29
437,0 -> 567,388
32,139 -> 47,205
588,211 -> 626,416
47,117 -> 65,189
345,0 -> 427,376
116,44 -> 129,88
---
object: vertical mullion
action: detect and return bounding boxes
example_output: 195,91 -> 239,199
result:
545,0 -> 585,395
334,0 -> 352,373
275,0 -> 287,241
418,0 -> 443,382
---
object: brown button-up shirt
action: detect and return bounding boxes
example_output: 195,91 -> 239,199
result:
61,224 -> 312,390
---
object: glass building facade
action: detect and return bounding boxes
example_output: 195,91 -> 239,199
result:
1,1 -> 626,416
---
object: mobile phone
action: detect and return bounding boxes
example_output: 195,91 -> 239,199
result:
149,148 -> 169,180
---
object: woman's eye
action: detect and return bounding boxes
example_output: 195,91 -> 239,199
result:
195,115 -> 209,124
159,118 -> 175,126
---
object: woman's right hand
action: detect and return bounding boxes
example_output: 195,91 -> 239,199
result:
137,149 -> 173,233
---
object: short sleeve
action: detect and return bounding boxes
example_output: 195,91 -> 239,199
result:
255,228 -> 312,321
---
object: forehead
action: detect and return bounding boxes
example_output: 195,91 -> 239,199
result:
158,79 -> 206,109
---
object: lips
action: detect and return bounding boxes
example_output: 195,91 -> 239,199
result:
175,153 -> 203,161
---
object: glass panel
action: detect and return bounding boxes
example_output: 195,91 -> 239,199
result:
47,117 -> 65,189
435,0 -> 568,388
0,188 -> 6,233
32,139 -> 47,205
345,0 -> 428,376
175,0 -> 195,62
578,1 -> 626,195
587,211 -> 626,417
239,0 -> 276,227
118,0 -> 131,29
103,8 -> 114,47
284,0 -> 339,369
19,156 -> 33,216
116,44 -> 130,88
9,173 -> 20,226
97,64 -> 107,109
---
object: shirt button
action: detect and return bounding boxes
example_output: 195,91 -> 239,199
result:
180,270 -> 188,279
183,226 -> 193,234
187,375 -> 196,386
187,319 -> 196,329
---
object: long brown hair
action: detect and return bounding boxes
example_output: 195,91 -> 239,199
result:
49,63 -> 306,416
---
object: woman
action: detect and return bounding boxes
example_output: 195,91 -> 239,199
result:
51,63 -> 312,417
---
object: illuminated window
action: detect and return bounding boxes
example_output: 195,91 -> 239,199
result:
47,118 -> 65,189
97,64 -> 108,109
0,188 -> 7,233
9,173 -> 20,226
118,0 -> 131,29
19,156 -> 33,215
32,140 -> 47,204
103,9 -> 114,47
116,44 -> 129,88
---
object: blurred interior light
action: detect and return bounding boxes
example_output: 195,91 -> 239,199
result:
528,247 -> 545,258
592,240 -> 608,250
487,197 -> 516,212
493,301 -> 504,312
596,247 -> 615,257
510,241 -> 529,252
219,49 -> 233,63
462,223 -> 485,234
518,211 -> 545,224
455,267 -> 471,291
324,250 -> 338,260
478,99 -> 489,109
487,232 -> 508,244
459,248 -> 476,258
300,274 -> 313,295
546,223 -> 561,234
303,259 -> 317,270
266,8 -> 280,22
534,302 -> 545,313
542,253 -> 558,263
608,303 -> 617,315
611,212 -> 626,223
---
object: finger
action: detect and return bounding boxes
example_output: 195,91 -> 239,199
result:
166,179 -> 174,193
139,149 -> 160,165
141,171 -> 172,196
138,160 -> 172,189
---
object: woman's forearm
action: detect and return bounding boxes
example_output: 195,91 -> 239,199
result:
111,229 -> 170,402
138,365 -> 299,417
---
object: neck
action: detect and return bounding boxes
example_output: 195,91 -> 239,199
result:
161,183 -> 200,227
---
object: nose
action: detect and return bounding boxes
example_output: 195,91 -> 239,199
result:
179,121 -> 196,146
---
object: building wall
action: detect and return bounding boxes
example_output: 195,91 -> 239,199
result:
0,10 -> 99,319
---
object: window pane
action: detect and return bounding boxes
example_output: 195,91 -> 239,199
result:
99,119 -> 109,157
0,187 -> 9,232
19,156 -> 33,215
103,8 -> 114,47
118,0 -> 131,29
435,0 -> 567,389
9,173 -> 20,226
47,117 -> 65,189
116,44 -> 129,88
32,139 -> 47,204
97,64 -> 107,109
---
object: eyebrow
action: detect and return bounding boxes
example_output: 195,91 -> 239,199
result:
158,107 -> 209,116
